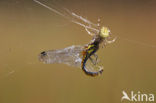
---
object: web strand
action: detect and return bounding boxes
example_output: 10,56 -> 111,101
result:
33,0 -> 99,35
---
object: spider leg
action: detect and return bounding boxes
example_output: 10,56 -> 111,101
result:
85,26 -> 95,36
97,18 -> 101,29
106,37 -> 117,44
101,41 -> 106,48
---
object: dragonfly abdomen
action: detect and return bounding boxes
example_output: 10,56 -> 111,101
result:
81,43 -> 103,76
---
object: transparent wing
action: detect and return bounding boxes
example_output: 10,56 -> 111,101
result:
39,45 -> 84,67
85,54 -> 103,73
39,45 -> 103,73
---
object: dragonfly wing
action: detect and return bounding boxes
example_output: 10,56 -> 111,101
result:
85,55 -> 103,73
39,45 -> 84,68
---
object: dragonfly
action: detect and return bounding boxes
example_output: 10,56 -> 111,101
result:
34,0 -> 116,76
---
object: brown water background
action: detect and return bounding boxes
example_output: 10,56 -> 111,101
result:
0,0 -> 156,103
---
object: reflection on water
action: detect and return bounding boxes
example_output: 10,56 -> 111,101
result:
0,0 -> 156,103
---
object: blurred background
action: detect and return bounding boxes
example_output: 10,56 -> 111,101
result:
0,0 -> 156,103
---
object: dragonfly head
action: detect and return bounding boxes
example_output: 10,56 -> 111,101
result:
99,26 -> 110,38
